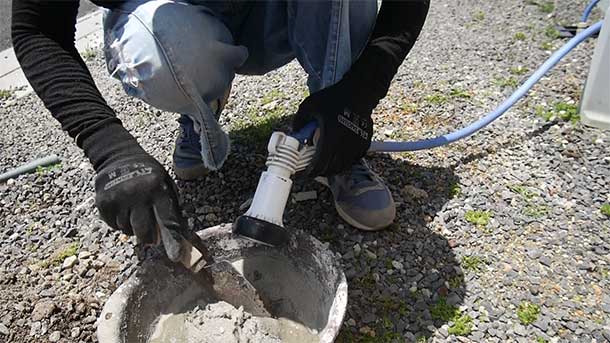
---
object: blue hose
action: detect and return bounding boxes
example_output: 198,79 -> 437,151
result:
368,21 -> 603,153
582,0 -> 601,22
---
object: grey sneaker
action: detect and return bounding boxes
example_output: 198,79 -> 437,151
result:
316,159 -> 396,231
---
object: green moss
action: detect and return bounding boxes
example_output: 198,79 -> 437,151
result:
537,337 -> 549,343
378,295 -> 409,317
508,184 -> 536,200
513,32 -> 527,41
81,48 -> 97,61
528,0 -> 554,13
431,298 -> 472,336
600,203 -> 610,217
495,76 -> 519,88
41,242 -> 79,268
449,88 -> 472,99
465,210 -> 492,226
36,163 -> 62,175
431,298 -> 460,321
555,102 -> 579,123
230,106 -> 287,147
541,41 -> 554,50
524,203 -> 549,218
357,273 -> 377,290
447,314 -> 473,336
0,89 -> 13,100
449,183 -> 462,198
448,275 -> 464,289
545,25 -> 560,40
536,102 -> 579,124
401,101 -> 419,114
461,255 -> 485,273
424,93 -> 447,105
261,89 -> 285,105
473,11 -> 485,21
517,301 -> 540,325
510,66 -> 529,75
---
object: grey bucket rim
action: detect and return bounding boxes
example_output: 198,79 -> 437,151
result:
97,224 -> 348,343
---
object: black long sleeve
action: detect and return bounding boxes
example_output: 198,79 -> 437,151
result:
12,0 -> 428,172
11,0 -> 145,171
345,0 -> 430,112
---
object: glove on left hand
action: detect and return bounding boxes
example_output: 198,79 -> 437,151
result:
292,80 -> 374,177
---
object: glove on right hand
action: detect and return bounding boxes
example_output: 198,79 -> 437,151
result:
94,155 -> 185,262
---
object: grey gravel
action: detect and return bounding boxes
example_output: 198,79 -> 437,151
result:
1,0 -> 609,342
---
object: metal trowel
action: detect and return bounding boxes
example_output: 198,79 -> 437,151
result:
157,220 -> 270,317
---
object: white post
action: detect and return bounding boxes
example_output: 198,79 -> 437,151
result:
580,3 -> 610,130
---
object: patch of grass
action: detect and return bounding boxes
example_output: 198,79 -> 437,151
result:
357,272 -> 377,290
261,89 -> 285,105
536,102 -> 579,124
495,76 -> 519,88
230,106 -> 287,147
527,0 -> 554,13
517,301 -> 540,325
0,89 -> 13,100
524,203 -> 549,218
541,41 -> 554,50
537,337 -> 549,343
424,93 -> 447,105
449,88 -> 472,99
81,48 -> 97,61
461,255 -> 485,273
397,151 -> 416,160
510,66 -> 529,76
449,183 -> 461,198
545,25 -> 560,40
473,10 -> 485,21
431,298 -> 459,321
508,184 -> 536,200
447,314 -> 473,336
555,102 -> 579,123
465,210 -> 492,226
40,242 -> 79,268
600,203 -> 610,217
513,32 -> 527,41
36,163 -> 62,175
378,295 -> 409,316
401,101 -> 419,114
431,298 -> 472,336
448,275 -> 464,289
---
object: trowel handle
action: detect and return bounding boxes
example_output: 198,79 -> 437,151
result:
290,121 -> 318,144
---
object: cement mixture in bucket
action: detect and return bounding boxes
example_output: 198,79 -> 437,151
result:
148,300 -> 319,343
97,224 -> 347,343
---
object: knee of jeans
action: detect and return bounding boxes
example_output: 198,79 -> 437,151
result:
104,2 -> 246,114
108,50 -> 194,114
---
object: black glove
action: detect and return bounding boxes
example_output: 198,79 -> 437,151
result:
293,0 -> 429,177
94,155 -> 185,262
293,80 -> 374,177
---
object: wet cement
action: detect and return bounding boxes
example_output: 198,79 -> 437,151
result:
148,301 -> 319,343
100,225 -> 344,342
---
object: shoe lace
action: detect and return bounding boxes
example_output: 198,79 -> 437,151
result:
177,117 -> 198,143
347,161 -> 374,185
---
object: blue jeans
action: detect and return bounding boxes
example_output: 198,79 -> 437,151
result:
103,0 -> 377,170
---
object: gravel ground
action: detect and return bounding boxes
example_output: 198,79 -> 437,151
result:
1,1 -> 609,342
